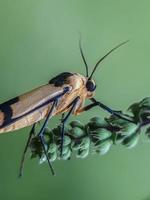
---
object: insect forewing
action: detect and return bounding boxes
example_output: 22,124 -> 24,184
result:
0,84 -> 70,131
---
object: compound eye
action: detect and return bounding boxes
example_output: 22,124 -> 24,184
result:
86,80 -> 96,92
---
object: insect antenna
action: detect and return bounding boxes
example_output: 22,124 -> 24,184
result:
89,40 -> 129,79
79,37 -> 89,77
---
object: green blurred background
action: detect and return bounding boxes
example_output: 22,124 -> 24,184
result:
0,0 -> 149,200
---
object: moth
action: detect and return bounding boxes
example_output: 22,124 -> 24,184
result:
0,40 -> 132,176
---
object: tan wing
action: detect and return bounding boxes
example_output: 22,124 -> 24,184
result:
11,84 -> 65,119
0,84 -> 69,133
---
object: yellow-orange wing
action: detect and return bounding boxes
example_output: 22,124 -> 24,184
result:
0,83 -> 70,133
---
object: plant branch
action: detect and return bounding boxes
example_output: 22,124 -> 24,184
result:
29,97 -> 150,164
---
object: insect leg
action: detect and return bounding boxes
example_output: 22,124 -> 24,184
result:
38,99 -> 58,175
60,96 -> 80,156
76,98 -> 134,123
18,123 -> 36,178
90,98 -> 134,122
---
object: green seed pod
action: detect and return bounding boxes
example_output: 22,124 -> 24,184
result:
70,120 -> 84,129
70,127 -> 85,138
62,149 -> 71,160
76,148 -> 89,159
119,123 -> 138,137
63,135 -> 72,146
95,139 -> 113,155
122,133 -> 140,149
48,143 -> 57,153
92,128 -> 112,140
49,152 -> 57,162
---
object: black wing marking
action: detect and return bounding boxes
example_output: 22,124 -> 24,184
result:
0,97 -> 19,128
49,72 -> 73,86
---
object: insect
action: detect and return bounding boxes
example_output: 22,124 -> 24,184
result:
0,39 -> 133,176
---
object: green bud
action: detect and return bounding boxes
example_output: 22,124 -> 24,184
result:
129,98 -> 150,124
70,120 -> 84,129
76,148 -> 89,159
63,135 -> 72,146
43,134 -> 50,144
71,137 -> 90,150
128,102 -> 141,121
70,127 -> 85,138
44,127 -> 51,134
39,151 -> 58,164
92,128 -> 112,140
71,140 -> 82,150
30,153 -> 37,159
39,155 -> 47,164
122,133 -> 140,149
95,139 -> 113,155
59,146 -> 70,155
128,102 -> 140,116
137,108 -> 150,124
80,137 -> 90,149
62,149 -> 71,160
140,97 -> 150,108
88,117 -> 108,129
114,134 -> 126,145
119,123 -> 138,137
49,152 -> 57,162
107,115 -> 128,127
30,137 -> 43,156
52,126 -> 62,136
48,143 -> 57,153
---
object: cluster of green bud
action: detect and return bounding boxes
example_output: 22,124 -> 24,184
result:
29,97 -> 150,164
